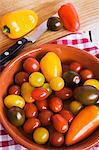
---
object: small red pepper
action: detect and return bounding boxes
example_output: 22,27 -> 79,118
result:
58,3 -> 80,32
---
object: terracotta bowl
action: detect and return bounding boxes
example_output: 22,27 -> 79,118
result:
0,44 -> 99,150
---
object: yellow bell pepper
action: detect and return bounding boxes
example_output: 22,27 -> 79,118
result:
0,10 -> 38,39
40,52 -> 62,82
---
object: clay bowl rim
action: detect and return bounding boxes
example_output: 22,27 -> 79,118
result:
0,44 -> 99,150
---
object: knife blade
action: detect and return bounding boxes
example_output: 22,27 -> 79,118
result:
0,16 -> 55,66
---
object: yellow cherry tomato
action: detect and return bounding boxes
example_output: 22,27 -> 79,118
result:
29,72 -> 45,87
70,101 -> 83,115
21,82 -> 35,103
33,127 -> 49,144
40,52 -> 62,82
42,83 -> 52,95
84,79 -> 99,90
4,95 -> 25,109
50,77 -> 64,91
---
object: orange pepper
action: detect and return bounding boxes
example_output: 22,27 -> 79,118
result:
65,105 -> 99,145
58,3 -> 80,32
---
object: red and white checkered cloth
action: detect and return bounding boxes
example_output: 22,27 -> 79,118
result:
0,33 -> 99,150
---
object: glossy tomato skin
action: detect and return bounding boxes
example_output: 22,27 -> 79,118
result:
23,118 -> 40,133
52,114 -> 68,133
60,110 -> 74,123
49,97 -> 63,113
36,99 -> 48,111
69,101 -> 83,115
23,57 -> 40,73
42,83 -> 52,95
80,69 -> 93,81
15,72 -> 29,85
38,110 -> 53,126
50,77 -> 64,91
84,79 -> 99,90
8,85 -> 21,95
50,131 -> 64,147
55,87 -> 72,100
24,103 -> 38,118
70,62 -> 82,73
33,127 -> 49,144
29,72 -> 45,87
7,107 -> 25,126
32,88 -> 49,101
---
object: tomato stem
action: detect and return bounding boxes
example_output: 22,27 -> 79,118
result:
3,26 -> 10,33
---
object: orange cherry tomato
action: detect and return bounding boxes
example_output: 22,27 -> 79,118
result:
50,131 -> 64,147
52,114 -> 68,133
8,85 -> 21,95
32,88 -> 49,101
24,103 -> 38,118
15,71 -> 29,85
38,110 -> 53,126
70,62 -> 82,73
55,87 -> 72,100
80,69 -> 93,81
58,3 -> 80,32
49,97 -> 63,113
36,99 -> 48,111
23,57 -> 40,73
23,118 -> 40,133
60,109 -> 74,123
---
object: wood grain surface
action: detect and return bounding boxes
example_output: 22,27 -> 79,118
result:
0,0 -> 99,54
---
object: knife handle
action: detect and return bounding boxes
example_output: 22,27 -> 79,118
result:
0,38 -> 28,65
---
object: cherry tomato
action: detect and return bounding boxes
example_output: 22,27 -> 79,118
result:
49,97 -> 63,112
7,107 -> 25,126
24,103 -> 38,118
84,79 -> 99,90
50,77 -> 64,91
15,72 -> 29,85
29,72 -> 45,87
52,114 -> 68,133
38,110 -> 53,126
60,110 -> 74,123
23,57 -> 40,73
23,118 -> 40,133
33,127 -> 49,144
36,99 -> 48,111
8,85 -> 21,95
70,101 -> 83,115
55,87 -> 72,100
32,88 -> 49,101
70,62 -> 82,72
50,131 -> 64,147
42,83 -> 52,95
80,69 -> 93,81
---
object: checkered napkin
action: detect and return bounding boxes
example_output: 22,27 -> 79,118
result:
0,33 -> 99,150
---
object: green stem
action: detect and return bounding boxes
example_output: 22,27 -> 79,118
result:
3,26 -> 10,33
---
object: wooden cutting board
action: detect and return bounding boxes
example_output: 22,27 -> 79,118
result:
0,0 -> 99,54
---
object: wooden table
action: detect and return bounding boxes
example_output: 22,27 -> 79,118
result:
0,0 -> 99,54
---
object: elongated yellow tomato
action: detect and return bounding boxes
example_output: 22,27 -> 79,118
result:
4,95 -> 25,108
40,52 -> 62,82
21,82 -> 35,103
0,10 -> 38,39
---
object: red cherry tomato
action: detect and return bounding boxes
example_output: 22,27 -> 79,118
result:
50,131 -> 64,147
70,62 -> 82,72
24,103 -> 38,118
52,114 -> 68,133
55,87 -> 72,100
8,85 -> 21,95
15,72 -> 29,85
38,110 -> 53,126
36,99 -> 48,111
80,69 -> 94,81
32,88 -> 49,101
23,118 -> 40,133
49,97 -> 63,113
23,57 -> 40,73
60,109 -> 74,123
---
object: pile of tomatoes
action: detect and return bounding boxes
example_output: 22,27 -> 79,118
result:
4,52 -> 99,147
